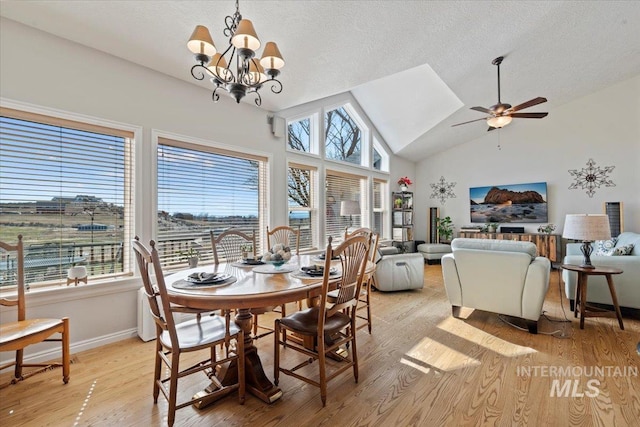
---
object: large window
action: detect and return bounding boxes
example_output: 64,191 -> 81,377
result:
156,138 -> 267,268
325,170 -> 366,244
325,106 -> 362,166
288,163 -> 317,251
0,108 -> 133,288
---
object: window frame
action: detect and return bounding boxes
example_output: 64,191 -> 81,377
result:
153,131 -> 272,269
0,103 -> 139,290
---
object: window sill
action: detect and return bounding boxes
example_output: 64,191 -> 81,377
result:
2,275 -> 141,309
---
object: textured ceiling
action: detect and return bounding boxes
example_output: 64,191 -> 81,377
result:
1,1 -> 639,160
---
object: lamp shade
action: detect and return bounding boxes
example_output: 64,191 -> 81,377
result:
340,200 -> 361,216
260,42 -> 285,70
187,25 -> 217,56
562,214 -> 611,241
486,115 -> 513,128
231,19 -> 261,51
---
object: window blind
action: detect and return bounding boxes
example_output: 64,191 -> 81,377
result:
157,138 -> 268,268
373,179 -> 387,237
0,111 -> 134,288
325,170 -> 366,244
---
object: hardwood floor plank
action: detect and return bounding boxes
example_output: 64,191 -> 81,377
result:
2,265 -> 639,426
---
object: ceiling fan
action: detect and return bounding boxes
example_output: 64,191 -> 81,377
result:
452,56 -> 548,131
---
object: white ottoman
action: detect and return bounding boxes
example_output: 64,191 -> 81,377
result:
417,243 -> 452,264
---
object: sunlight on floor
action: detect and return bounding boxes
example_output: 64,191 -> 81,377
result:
437,316 -> 538,358
401,316 -> 539,374
402,336 -> 481,373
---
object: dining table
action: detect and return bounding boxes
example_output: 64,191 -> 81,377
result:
165,254 -> 371,407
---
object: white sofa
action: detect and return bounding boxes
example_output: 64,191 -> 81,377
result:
562,231 -> 640,310
442,238 -> 551,333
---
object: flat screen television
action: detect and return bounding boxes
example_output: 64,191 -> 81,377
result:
469,182 -> 548,223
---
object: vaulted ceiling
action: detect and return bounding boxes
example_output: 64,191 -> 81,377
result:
1,1 -> 639,160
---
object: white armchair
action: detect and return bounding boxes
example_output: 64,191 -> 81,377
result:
442,238 -> 551,334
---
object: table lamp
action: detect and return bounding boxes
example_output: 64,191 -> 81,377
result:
562,214 -> 611,269
340,200 -> 361,229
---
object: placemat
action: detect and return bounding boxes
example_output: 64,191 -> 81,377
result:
252,264 -> 297,274
231,260 -> 265,268
172,274 -> 237,289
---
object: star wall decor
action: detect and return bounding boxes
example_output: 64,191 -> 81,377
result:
430,176 -> 457,204
568,158 -> 615,198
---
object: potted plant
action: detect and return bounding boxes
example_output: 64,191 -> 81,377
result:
436,216 -> 454,243
397,176 -> 413,192
181,247 -> 200,268
488,222 -> 500,233
537,224 -> 556,235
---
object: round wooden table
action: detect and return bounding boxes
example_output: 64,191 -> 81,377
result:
561,264 -> 624,330
165,255 -> 370,406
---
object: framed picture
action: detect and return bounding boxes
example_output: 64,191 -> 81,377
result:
469,182 -> 548,223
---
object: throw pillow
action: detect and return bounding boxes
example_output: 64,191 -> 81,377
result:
594,238 -> 618,256
609,243 -> 634,256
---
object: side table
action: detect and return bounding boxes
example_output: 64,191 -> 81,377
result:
561,264 -> 624,330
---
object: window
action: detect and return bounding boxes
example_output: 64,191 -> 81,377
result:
156,138 -> 267,267
0,108 -> 133,288
373,179 -> 387,236
324,106 -> 362,166
325,170 -> 366,244
372,136 -> 389,172
287,163 -> 317,251
287,117 -> 311,153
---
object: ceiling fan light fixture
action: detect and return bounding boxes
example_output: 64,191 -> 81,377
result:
486,115 -> 512,128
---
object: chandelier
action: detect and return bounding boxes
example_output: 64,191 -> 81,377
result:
187,0 -> 285,106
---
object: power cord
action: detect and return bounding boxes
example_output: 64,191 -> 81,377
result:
497,268 -> 573,339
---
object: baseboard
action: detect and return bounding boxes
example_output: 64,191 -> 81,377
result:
0,328 -> 138,366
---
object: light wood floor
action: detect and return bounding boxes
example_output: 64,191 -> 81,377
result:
2,266 -> 639,426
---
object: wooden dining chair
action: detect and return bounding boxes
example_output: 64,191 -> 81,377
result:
267,225 -> 301,255
210,228 -> 257,264
267,225 -> 303,318
0,235 -> 70,388
133,237 -> 245,427
209,228 -> 276,340
274,233 -> 371,406
343,229 -> 380,334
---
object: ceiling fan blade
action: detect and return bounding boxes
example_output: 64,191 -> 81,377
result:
451,117 -> 487,127
509,97 -> 547,112
470,106 -> 493,114
509,112 -> 548,119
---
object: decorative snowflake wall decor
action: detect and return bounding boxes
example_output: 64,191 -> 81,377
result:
430,176 -> 457,204
568,158 -> 615,198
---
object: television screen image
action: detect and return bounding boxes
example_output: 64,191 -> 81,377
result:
469,182 -> 548,223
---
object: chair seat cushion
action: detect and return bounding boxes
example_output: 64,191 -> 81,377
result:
160,315 -> 240,350
0,318 -> 64,345
279,307 -> 350,336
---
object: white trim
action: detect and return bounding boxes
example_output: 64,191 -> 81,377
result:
1,278 -> 141,308
0,97 -> 141,135
0,328 -> 138,367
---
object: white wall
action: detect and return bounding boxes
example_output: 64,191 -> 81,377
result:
414,74 -> 640,241
0,18 -> 414,362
